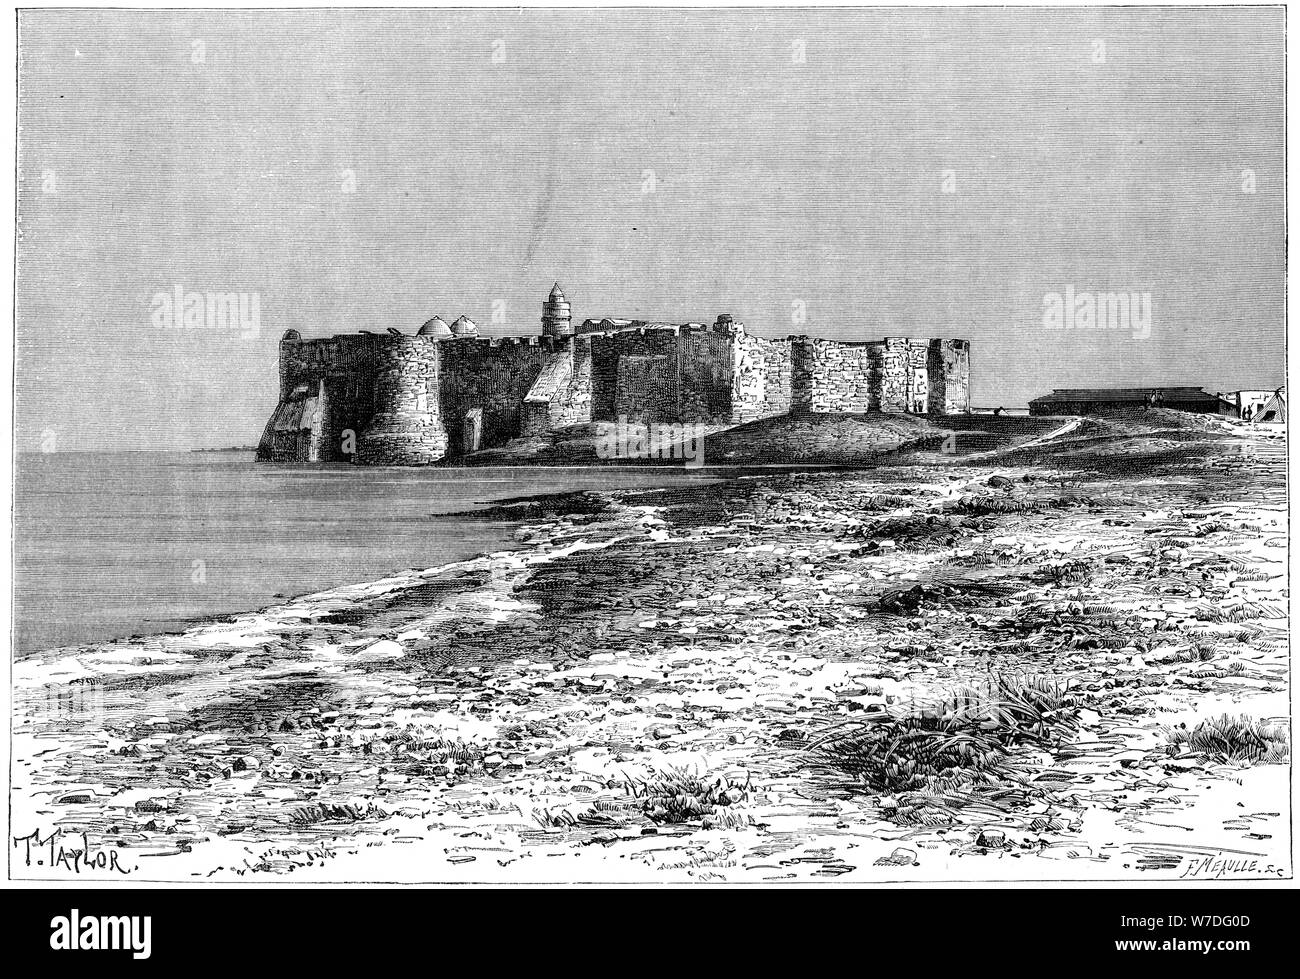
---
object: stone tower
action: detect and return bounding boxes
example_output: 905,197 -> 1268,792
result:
541,282 -> 573,337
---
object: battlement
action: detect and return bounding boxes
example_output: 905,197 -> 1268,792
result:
258,285 -> 970,464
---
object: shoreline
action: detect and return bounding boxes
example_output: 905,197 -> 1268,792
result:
10,416 -> 1290,882
11,460 -> 731,658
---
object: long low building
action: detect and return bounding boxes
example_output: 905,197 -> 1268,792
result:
1028,386 -> 1237,417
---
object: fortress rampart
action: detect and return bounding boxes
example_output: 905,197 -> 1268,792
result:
257,286 -> 971,465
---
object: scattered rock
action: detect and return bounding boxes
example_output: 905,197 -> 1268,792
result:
874,847 -> 918,866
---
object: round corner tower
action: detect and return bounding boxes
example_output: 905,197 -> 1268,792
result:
541,282 -> 573,337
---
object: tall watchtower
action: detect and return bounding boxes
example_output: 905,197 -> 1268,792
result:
541,282 -> 573,337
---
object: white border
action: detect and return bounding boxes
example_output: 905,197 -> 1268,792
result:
0,1 -> 1293,890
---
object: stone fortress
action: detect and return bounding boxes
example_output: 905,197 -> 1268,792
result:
257,284 -> 971,465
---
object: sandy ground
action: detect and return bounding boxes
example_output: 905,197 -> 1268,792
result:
10,412 -> 1290,883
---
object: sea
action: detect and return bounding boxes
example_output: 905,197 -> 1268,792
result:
11,451 -> 721,656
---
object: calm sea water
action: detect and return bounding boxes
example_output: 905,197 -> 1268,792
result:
12,451 -> 720,656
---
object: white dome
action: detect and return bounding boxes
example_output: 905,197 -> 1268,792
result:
418,317 -> 452,338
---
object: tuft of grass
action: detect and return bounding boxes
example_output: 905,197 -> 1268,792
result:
1172,642 -> 1219,664
288,800 -> 382,826
625,767 -> 751,825
533,800 -> 633,829
851,513 -> 966,552
809,674 -> 1079,796
1033,560 -> 1095,585
1163,714 -> 1289,767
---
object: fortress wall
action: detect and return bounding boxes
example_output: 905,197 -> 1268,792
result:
877,338 -> 909,412
591,328 -> 682,424
521,350 -> 571,436
730,328 -> 793,424
520,342 -> 595,436
356,336 -> 446,465
904,339 -> 931,414
679,326 -> 734,423
257,311 -> 973,467
791,338 -> 880,413
927,339 -> 970,414
259,334 -> 380,462
589,334 -> 618,420
546,339 -> 594,429
880,338 -> 955,414
436,336 -> 554,454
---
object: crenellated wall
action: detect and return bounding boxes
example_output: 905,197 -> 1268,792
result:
258,302 -> 971,465
436,335 -> 559,454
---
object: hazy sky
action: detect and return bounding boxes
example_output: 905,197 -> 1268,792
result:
16,7 -> 1285,450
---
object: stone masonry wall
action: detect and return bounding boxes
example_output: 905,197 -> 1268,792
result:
259,322 -> 972,466
550,339 -> 594,429
258,333 -> 380,462
679,325 -> 734,423
731,328 -> 793,424
435,336 -> 556,455
903,340 -> 930,415
591,328 -> 682,425
926,339 -> 970,414
877,338 -> 909,412
520,340 -> 594,436
521,348 -> 573,437
791,338 -> 880,413
355,337 -> 447,465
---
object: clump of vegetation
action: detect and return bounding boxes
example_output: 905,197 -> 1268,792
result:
810,674 -> 1080,796
875,576 -> 1018,616
625,767 -> 751,826
534,800 -> 634,830
289,800 -> 383,826
1163,714 -> 1289,766
955,494 -> 1108,517
1171,642 -> 1219,664
1032,559 -> 1095,585
850,513 -> 967,552
851,493 -> 927,514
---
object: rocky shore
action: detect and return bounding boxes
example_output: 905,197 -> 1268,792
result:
11,411 -> 1289,882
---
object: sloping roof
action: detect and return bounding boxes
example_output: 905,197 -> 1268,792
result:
1030,387 -> 1220,404
271,396 -> 317,432
1256,390 -> 1287,421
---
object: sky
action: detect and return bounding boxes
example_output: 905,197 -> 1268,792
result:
15,7 -> 1285,450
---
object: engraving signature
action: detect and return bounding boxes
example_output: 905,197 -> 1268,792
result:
12,828 -> 133,875
1178,853 -> 1286,880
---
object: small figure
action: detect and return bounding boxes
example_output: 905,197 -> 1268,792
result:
993,405 -> 1004,416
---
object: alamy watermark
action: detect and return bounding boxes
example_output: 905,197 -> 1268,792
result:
150,285 -> 261,337
1042,285 -> 1151,339
594,416 -> 705,468
49,910 -> 151,958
